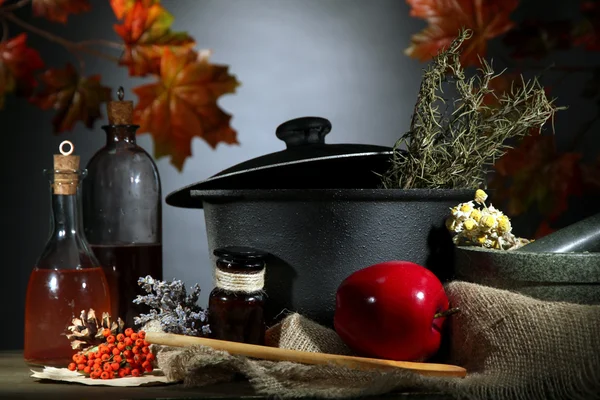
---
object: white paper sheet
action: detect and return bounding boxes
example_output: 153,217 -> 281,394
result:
30,366 -> 176,387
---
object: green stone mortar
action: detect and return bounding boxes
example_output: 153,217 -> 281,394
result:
454,246 -> 600,305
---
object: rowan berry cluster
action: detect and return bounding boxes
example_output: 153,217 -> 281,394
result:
67,328 -> 155,380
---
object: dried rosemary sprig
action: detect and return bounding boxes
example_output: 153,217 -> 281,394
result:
380,29 -> 562,189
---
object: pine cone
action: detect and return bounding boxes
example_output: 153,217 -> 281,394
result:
66,309 -> 125,351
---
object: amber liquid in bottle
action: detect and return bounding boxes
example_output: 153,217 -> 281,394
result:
208,247 -> 268,345
90,243 -> 162,328
24,166 -> 111,367
24,268 -> 111,366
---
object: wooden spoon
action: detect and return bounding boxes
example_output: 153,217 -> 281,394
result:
145,331 -> 466,378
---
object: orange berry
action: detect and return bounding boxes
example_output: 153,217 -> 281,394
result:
94,358 -> 102,365
111,362 -> 119,371
116,343 -> 126,351
77,363 -> 85,371
132,346 -> 140,354
112,347 -> 121,356
123,349 -> 133,358
113,355 -> 123,363
141,360 -> 150,369
67,363 -> 77,371
101,354 -> 110,362
142,346 -> 150,354
144,365 -> 153,373
131,368 -> 140,377
135,338 -> 143,347
102,328 -> 111,338
118,369 -> 127,378
87,352 -> 95,360
83,366 -> 91,375
72,354 -> 80,362
95,351 -> 102,359
130,333 -> 138,341
116,333 -> 125,342
106,335 -> 116,344
143,340 -> 150,347
87,359 -> 95,367
124,367 -> 131,375
101,371 -> 109,380
146,353 -> 155,362
90,372 -> 99,379
100,346 -> 110,355
124,337 -> 133,347
138,331 -> 146,339
133,354 -> 143,364
103,363 -> 113,372
124,328 -> 134,337
107,343 -> 116,351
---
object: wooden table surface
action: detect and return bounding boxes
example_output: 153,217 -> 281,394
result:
0,351 -> 454,400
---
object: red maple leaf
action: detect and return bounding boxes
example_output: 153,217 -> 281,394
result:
133,48 -> 240,171
114,1 -> 195,76
30,63 -> 112,133
489,132 -> 583,221
32,0 -> 91,23
406,0 -> 520,66
0,33 -> 44,108
110,0 -> 157,20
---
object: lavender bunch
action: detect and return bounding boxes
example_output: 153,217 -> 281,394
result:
133,276 -> 210,337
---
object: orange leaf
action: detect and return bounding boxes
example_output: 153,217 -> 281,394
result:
406,0 -> 520,66
0,33 -> 44,108
133,49 -> 240,171
114,2 -> 195,76
32,0 -> 91,23
489,133 -> 583,221
110,0 -> 157,19
31,64 -> 112,133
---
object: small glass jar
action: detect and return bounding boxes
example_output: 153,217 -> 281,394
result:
208,247 -> 268,345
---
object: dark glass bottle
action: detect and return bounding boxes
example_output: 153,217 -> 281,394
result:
83,122 -> 162,328
24,142 -> 111,367
208,247 -> 268,345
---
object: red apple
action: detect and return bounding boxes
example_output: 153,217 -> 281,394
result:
334,261 -> 449,362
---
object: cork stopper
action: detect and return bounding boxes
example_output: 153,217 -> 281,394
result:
53,140 -> 80,195
107,86 -> 133,125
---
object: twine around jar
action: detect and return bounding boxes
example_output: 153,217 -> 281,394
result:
215,268 -> 265,293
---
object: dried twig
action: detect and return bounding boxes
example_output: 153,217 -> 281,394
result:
380,29 -> 562,190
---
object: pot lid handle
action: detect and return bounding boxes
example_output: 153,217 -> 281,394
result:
275,117 -> 331,148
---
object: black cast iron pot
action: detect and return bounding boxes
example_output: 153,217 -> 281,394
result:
167,117 -> 473,327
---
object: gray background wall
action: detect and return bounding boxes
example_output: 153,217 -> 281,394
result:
0,0 -> 425,350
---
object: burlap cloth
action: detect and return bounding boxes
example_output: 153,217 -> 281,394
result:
147,282 -> 600,399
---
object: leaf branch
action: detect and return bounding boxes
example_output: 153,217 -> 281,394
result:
0,11 -> 121,64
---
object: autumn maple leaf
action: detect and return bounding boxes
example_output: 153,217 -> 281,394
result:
0,34 -> 44,109
31,63 -> 112,133
489,132 -> 583,221
110,0 -> 157,19
32,0 -> 91,23
406,0 -> 520,66
133,49 -> 240,171
114,1 -> 195,76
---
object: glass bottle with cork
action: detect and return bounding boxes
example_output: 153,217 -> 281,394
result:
24,141 -> 112,367
83,87 -> 162,328
208,247 -> 268,345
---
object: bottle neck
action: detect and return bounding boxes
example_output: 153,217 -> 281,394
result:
103,125 -> 138,148
50,192 -> 85,240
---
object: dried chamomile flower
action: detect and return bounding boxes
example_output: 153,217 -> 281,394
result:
445,190 -> 531,250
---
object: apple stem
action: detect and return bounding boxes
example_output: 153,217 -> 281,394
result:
434,307 -> 460,319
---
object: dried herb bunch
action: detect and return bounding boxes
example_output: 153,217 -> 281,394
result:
381,29 -> 560,189
134,276 -> 210,337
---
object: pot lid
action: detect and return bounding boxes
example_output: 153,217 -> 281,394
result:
166,116 -> 394,208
